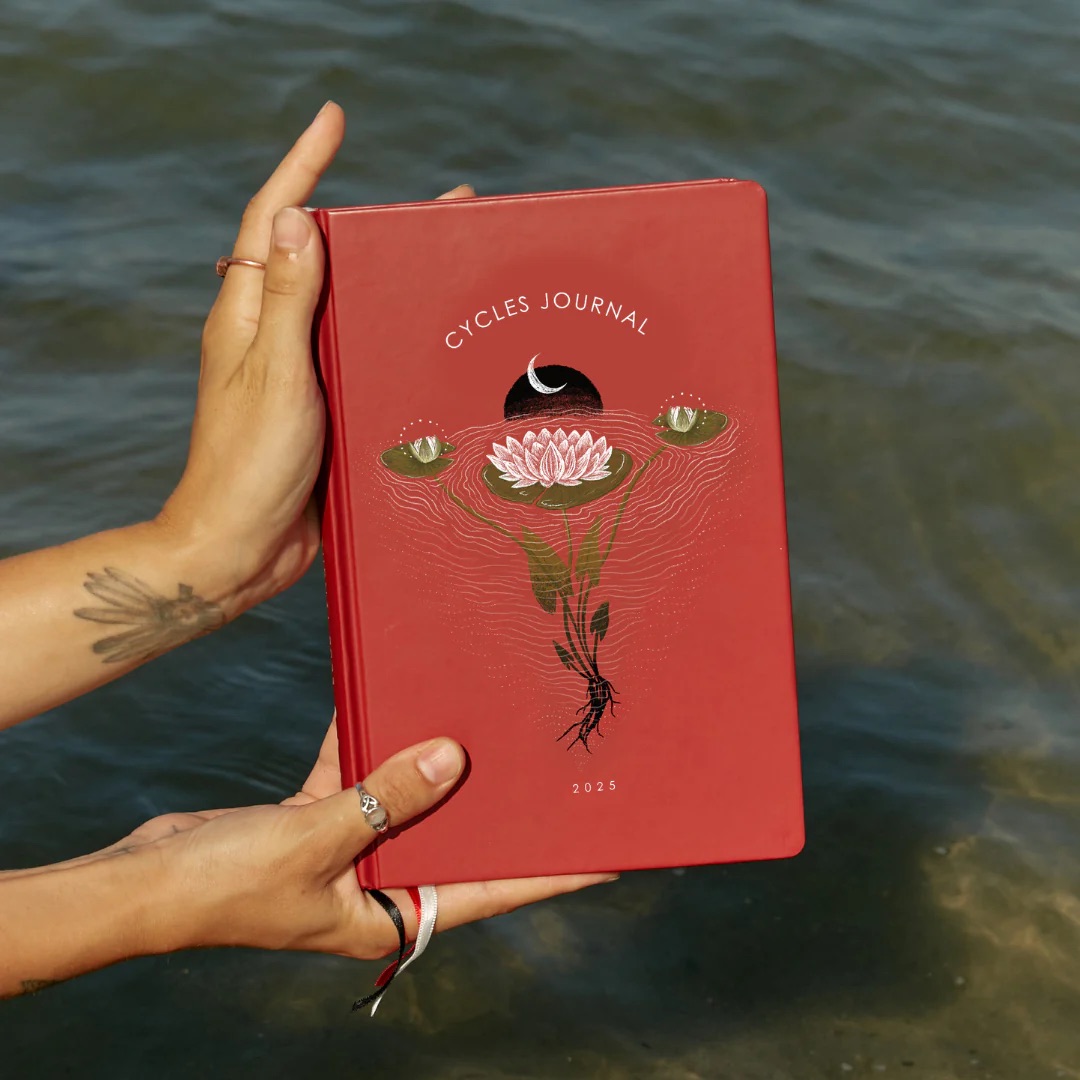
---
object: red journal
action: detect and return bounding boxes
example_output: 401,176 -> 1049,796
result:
314,179 -> 803,888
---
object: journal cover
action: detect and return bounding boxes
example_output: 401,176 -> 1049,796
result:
314,179 -> 803,888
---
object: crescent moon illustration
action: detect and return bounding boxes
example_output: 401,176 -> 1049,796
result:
526,354 -> 566,395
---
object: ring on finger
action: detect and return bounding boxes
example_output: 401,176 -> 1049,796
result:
215,256 -> 267,277
355,783 -> 390,833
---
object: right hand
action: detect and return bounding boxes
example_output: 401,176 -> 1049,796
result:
118,720 -> 616,959
158,101 -> 476,618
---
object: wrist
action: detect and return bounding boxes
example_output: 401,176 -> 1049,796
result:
143,820 -> 274,953
99,845 -> 191,959
147,513 -> 250,620
152,506 -> 317,619
85,839 -> 223,958
135,840 -> 216,956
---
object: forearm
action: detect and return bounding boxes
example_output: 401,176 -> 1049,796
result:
0,847 -> 185,999
0,519 -> 247,729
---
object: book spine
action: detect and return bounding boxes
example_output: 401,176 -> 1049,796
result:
313,210 -> 378,888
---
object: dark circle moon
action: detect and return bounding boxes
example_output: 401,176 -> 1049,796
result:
503,365 -> 603,420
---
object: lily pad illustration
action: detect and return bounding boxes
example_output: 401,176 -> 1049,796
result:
652,407 -> 728,446
380,437 -> 456,478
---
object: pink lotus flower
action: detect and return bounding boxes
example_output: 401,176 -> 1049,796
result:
488,428 -> 614,489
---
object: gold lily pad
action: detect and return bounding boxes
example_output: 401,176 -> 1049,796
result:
653,409 -> 729,446
380,443 -> 455,478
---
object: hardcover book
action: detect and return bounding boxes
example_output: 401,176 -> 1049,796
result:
314,179 -> 803,889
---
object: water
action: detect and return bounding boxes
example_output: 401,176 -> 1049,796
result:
2,0 -> 1079,1074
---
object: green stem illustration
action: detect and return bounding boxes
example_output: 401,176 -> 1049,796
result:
577,580 -> 598,667
437,482 -> 528,551
435,454 -> 661,752
560,596 -> 592,676
553,575 -> 616,752
601,447 -> 665,566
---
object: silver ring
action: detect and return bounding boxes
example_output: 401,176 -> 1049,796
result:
355,783 -> 390,833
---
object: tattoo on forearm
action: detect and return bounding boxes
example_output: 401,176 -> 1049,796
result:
1,978 -> 60,1000
73,567 -> 224,664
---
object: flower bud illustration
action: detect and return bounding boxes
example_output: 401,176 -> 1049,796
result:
408,435 -> 444,464
666,406 -> 698,433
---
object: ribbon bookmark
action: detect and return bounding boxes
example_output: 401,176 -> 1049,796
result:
353,885 -> 439,1016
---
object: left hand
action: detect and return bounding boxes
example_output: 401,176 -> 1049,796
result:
101,718 -> 615,962
159,102 -> 473,614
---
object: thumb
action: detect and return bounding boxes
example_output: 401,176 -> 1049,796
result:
312,737 -> 466,866
249,206 -> 324,361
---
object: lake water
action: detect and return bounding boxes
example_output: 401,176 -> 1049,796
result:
2,0 -> 1079,1076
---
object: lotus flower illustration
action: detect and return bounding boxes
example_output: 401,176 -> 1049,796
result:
488,428 -> 613,489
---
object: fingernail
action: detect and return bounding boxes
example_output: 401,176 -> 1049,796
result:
603,874 -> 620,883
417,740 -> 463,785
316,99 -> 332,118
272,207 -> 311,254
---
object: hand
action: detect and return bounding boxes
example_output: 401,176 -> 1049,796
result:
114,720 -> 615,961
159,102 -> 475,614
